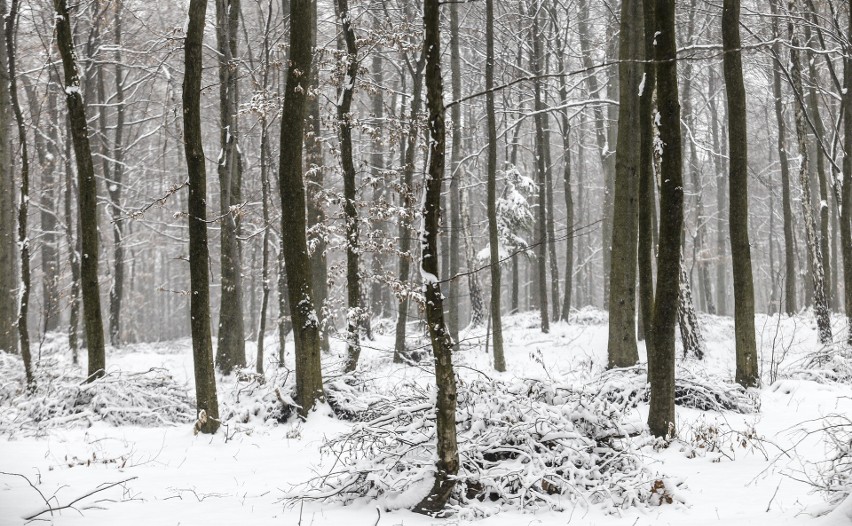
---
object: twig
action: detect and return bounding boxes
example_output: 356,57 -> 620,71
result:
23,477 -> 138,522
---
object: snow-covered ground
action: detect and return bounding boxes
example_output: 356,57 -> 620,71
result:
2,309 -> 852,525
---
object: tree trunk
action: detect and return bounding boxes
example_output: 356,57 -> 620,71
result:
485,0 -> 505,372
638,0 -> 657,353
577,0 -> 615,308
708,67 -> 728,316
337,0 -> 361,373
678,253 -> 705,360
393,49 -> 425,362
306,0 -> 329,353
788,10 -> 832,345
770,0 -> 798,315
448,0 -> 463,342
606,0 -> 642,369
531,8 -> 549,334
182,0 -> 221,433
412,0 -> 459,513
0,5 -> 13,355
842,0 -> 852,344
723,0 -> 759,388
5,0 -> 33,385
279,0 -> 324,415
214,0 -> 247,373
647,0 -> 681,439
54,0 -> 107,382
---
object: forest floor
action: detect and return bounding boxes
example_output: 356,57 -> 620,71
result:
1,308 -> 852,525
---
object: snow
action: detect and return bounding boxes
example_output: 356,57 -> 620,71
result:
638,72 -> 647,96
2,311 -> 852,525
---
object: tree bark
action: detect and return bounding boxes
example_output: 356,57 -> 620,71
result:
412,0 -> 459,513
606,0 -> 642,369
215,0 -> 247,374
0,1 -> 13,355
54,0 -> 107,382
578,0 -> 615,308
279,0 -> 324,416
485,0 -> 505,372
788,7 -> 832,345
337,0 -> 361,373
723,0 -> 759,388
531,7 -> 549,334
638,0 -> 657,353
842,0 -> 852,344
647,0 -> 681,439
393,49 -> 425,362
448,0 -> 462,342
5,0 -> 33,385
769,0 -> 798,315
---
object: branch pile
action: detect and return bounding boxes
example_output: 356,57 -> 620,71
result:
0,354 -> 194,435
287,376 -> 654,516
594,365 -> 759,414
783,344 -> 852,384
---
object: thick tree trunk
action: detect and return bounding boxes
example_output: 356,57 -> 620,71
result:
412,0 -> 459,513
647,0 -> 681,439
606,0 -> 642,369
279,0 -> 324,415
337,0 -> 361,373
485,0 -> 505,372
723,0 -> 759,388
54,0 -> 107,382
788,12 -> 832,345
182,0 -> 220,433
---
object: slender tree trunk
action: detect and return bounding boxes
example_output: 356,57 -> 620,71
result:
279,0 -> 324,415
369,13 -> 387,319
214,0 -> 247,373
531,8 -> 549,334
256,0 -> 274,375
678,253 -> 705,359
788,9 -> 832,345
182,0 -> 220,433
54,0 -> 106,382
607,0 -> 642,369
770,0 -> 798,315
708,67 -> 728,316
577,0 -> 615,308
842,0 -> 852,344
647,0 -> 681,439
5,0 -> 33,385
723,0 -> 759,388
0,5 -> 13,355
447,1 -> 462,342
393,50 -> 425,362
638,0 -> 657,354
336,0 -> 361,373
485,0 -> 505,372
306,0 -> 329,353
412,0 -> 459,513
64,119 -> 80,365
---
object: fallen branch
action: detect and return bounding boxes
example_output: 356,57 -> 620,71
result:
23,477 -> 138,522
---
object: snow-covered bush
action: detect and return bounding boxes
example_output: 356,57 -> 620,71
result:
783,344 -> 852,384
287,376 -> 654,516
